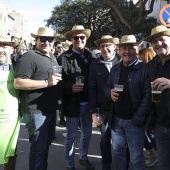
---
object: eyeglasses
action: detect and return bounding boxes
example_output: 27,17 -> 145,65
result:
57,46 -> 62,49
71,36 -> 86,41
39,37 -> 54,43
100,44 -> 113,49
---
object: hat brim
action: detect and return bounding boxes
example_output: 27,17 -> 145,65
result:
117,41 -> 143,47
0,40 -> 15,47
144,29 -> 170,42
31,33 -> 58,38
94,38 -> 118,47
64,30 -> 91,41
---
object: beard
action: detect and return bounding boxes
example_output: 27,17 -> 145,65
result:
0,56 -> 7,65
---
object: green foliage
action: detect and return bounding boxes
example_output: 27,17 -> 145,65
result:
46,0 -> 157,47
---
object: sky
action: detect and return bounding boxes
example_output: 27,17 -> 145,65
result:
4,0 -> 61,32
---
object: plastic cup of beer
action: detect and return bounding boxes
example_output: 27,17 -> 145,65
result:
96,114 -> 105,128
76,76 -> 84,85
151,82 -> 162,102
114,84 -> 124,101
53,65 -> 62,75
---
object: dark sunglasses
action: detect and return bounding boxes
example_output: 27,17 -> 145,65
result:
71,36 -> 86,41
39,37 -> 54,43
57,46 -> 62,49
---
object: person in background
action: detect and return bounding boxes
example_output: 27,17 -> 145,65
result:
14,27 -> 62,170
89,35 -> 120,170
138,47 -> 157,167
0,36 -> 20,170
145,25 -> 170,170
60,25 -> 95,170
138,48 -> 155,63
54,41 -> 63,60
104,35 -> 151,170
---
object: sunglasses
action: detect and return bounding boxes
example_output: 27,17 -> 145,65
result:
99,44 -> 113,49
57,46 -> 62,49
39,37 -> 54,43
71,36 -> 86,41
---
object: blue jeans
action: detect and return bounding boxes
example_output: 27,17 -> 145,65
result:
154,124 -> 170,170
100,110 -> 112,170
64,104 -> 92,168
23,112 -> 56,170
111,115 -> 145,170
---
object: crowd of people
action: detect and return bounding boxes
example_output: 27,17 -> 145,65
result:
0,24 -> 170,170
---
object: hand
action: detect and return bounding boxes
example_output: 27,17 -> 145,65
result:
92,113 -> 102,127
111,88 -> 119,102
48,73 -> 62,86
72,83 -> 83,93
153,77 -> 170,91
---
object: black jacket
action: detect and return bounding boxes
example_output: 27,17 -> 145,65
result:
104,59 -> 151,128
88,54 -> 120,116
61,47 -> 94,117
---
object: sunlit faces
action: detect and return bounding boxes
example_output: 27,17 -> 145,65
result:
99,43 -> 116,58
36,37 -> 54,55
0,44 -> 13,65
119,45 -> 138,66
151,36 -> 170,57
71,34 -> 87,51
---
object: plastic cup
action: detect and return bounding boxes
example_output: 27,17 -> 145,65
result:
96,114 -> 105,128
114,84 -> 124,101
53,65 -> 62,74
151,82 -> 162,102
76,76 -> 84,85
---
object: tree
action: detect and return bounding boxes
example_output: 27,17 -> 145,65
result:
46,0 -> 157,47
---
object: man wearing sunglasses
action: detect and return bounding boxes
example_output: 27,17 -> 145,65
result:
14,27 -> 62,170
60,25 -> 95,170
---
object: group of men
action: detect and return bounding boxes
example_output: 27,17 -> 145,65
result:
0,24 -> 170,170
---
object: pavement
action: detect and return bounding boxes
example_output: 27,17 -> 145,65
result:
0,113 -> 159,170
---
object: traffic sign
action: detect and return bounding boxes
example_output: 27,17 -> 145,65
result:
159,4 -> 170,27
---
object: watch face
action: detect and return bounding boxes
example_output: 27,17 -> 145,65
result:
159,4 -> 170,27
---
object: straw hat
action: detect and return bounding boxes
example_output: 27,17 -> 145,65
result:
94,35 -> 119,47
64,25 -> 91,41
0,36 -> 15,47
31,27 -> 57,38
117,35 -> 142,47
61,40 -> 72,51
144,25 -> 170,42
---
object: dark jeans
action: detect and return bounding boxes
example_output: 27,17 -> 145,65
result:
154,124 -> 170,170
100,122 -> 112,170
23,112 -> 56,170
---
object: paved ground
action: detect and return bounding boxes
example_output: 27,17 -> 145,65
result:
0,113 -> 159,170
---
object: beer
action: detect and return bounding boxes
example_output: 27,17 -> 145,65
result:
152,91 -> 161,102
116,89 -> 123,101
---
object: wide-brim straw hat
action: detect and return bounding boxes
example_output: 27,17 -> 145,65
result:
117,35 -> 142,47
31,27 -> 58,38
94,35 -> 119,47
144,25 -> 170,42
61,40 -> 72,51
0,36 -> 15,47
64,25 -> 91,41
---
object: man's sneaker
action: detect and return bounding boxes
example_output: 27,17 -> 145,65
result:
79,159 -> 94,170
145,155 -> 158,167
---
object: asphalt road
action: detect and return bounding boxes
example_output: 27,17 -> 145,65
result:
0,113 -> 159,170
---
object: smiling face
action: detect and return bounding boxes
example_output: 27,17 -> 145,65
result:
0,43 -> 13,65
119,44 -> 138,66
99,43 -> 116,58
70,33 -> 87,53
151,35 -> 170,62
35,37 -> 54,56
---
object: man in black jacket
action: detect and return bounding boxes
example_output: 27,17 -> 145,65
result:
145,25 -> 170,170
104,35 -> 151,170
88,35 -> 120,170
60,25 -> 95,170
